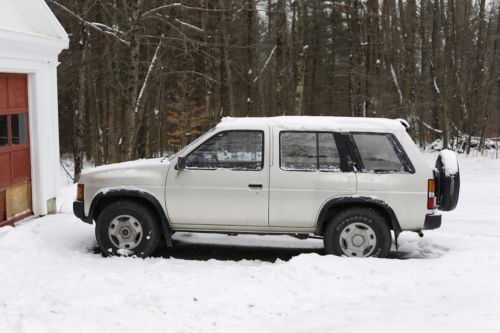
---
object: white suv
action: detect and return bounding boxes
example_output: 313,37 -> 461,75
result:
73,116 -> 460,258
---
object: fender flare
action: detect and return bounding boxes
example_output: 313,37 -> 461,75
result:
88,189 -> 173,247
314,196 -> 402,245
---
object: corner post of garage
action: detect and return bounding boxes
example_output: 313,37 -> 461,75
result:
0,0 -> 69,226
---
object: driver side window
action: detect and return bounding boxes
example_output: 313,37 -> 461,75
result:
185,131 -> 263,170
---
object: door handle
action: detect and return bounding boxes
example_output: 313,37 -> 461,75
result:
248,184 -> 263,189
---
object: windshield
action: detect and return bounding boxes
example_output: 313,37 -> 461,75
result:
167,127 -> 216,161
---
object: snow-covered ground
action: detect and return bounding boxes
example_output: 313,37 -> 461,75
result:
1,153 -> 499,332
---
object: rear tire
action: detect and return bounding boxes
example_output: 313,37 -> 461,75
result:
324,208 -> 392,258
95,200 -> 162,258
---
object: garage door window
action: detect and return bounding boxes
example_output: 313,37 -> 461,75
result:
11,114 -> 28,145
0,113 -> 28,147
0,115 -> 7,146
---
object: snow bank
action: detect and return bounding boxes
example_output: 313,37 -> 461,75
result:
0,153 -> 498,332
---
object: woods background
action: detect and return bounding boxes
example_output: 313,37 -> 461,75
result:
47,0 -> 500,180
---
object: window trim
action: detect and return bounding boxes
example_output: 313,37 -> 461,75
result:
348,132 -> 415,174
183,129 -> 265,171
0,112 -> 30,150
278,130 -> 347,172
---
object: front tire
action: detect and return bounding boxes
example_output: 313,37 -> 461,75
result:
95,200 -> 162,258
324,208 -> 391,258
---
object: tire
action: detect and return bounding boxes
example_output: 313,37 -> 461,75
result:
434,154 -> 460,211
95,200 -> 162,258
324,208 -> 392,258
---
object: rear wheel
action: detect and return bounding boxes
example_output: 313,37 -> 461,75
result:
95,200 -> 162,258
324,208 -> 392,258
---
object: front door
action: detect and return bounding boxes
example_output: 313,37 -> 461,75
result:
165,129 -> 269,228
0,73 -> 32,227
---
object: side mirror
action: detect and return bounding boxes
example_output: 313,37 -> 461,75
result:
176,156 -> 186,170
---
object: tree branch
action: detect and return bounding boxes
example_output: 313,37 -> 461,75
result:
48,0 -> 130,46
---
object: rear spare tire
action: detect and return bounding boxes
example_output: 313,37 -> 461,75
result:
434,150 -> 460,211
324,208 -> 392,258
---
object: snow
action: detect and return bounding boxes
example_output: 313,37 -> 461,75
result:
439,149 -> 459,175
390,64 -> 403,104
174,18 -> 204,32
1,153 -> 500,332
135,36 -> 163,113
81,158 -> 165,175
253,45 -> 276,83
219,116 -> 406,132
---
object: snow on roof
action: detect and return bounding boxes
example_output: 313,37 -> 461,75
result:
0,0 -> 69,48
218,116 -> 406,132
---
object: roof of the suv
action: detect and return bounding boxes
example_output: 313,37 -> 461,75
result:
218,116 -> 407,132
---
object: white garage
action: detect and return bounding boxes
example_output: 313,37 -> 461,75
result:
0,0 -> 68,226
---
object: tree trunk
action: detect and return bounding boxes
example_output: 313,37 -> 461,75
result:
327,1 -> 338,114
346,0 -> 362,117
246,0 -> 258,116
293,0 -> 307,116
365,0 -> 380,117
467,0 -> 486,153
402,0 -> 417,127
220,0 -> 235,117
73,1 -> 89,181
122,0 -> 142,161
430,0 -> 446,146
479,4 -> 500,152
275,0 -> 287,115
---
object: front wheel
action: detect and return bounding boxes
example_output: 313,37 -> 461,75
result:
324,208 -> 392,258
95,200 -> 162,258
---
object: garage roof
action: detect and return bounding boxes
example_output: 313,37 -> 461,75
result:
0,0 -> 69,50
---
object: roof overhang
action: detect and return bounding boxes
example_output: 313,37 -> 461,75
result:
0,27 -> 68,52
0,0 -> 69,60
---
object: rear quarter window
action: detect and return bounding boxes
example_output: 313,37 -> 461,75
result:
280,131 -> 342,171
352,133 -> 414,173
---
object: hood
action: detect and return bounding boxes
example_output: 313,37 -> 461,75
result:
79,158 -> 171,186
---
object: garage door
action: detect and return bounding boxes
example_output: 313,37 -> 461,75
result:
0,73 -> 32,227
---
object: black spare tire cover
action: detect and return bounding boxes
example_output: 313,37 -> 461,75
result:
434,151 -> 460,211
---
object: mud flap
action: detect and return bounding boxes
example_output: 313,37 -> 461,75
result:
163,228 -> 174,247
394,229 -> 401,250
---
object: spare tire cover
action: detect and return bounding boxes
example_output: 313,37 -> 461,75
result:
434,152 -> 460,211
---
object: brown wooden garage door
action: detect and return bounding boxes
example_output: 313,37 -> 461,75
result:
0,73 -> 32,227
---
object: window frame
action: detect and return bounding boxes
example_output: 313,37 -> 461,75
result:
0,114 -> 9,147
348,132 -> 415,174
183,129 -> 265,171
278,131 -> 350,172
0,112 -> 30,150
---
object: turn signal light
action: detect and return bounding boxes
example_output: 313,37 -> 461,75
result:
77,184 -> 84,201
427,179 -> 435,209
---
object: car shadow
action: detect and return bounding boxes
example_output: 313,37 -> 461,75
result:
153,239 -> 325,262
91,236 -> 447,261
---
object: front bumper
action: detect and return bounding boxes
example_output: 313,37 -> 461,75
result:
73,200 -> 92,224
424,213 -> 442,230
